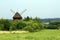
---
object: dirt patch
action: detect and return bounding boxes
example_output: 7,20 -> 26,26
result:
0,31 -> 29,34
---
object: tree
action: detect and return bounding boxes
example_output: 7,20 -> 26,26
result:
24,16 -> 32,21
3,19 -> 12,30
23,20 -> 43,32
47,21 -> 60,29
33,17 -> 41,23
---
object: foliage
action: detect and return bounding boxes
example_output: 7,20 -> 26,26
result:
3,20 -> 12,30
0,17 -> 43,32
0,19 -> 12,30
0,17 -> 60,31
24,16 -> 32,21
0,24 -> 4,30
14,20 -> 26,30
10,20 -> 26,30
33,17 -> 41,23
46,22 -> 60,29
24,20 -> 43,32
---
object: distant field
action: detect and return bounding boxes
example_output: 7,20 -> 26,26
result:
0,29 -> 60,40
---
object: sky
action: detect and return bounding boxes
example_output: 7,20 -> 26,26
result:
0,0 -> 60,19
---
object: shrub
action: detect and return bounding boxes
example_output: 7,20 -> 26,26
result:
46,22 -> 60,29
16,21 -> 26,30
0,24 -> 4,30
23,20 -> 43,32
47,24 -> 58,29
0,17 -> 43,32
9,21 -> 16,31
24,16 -> 32,21
10,20 -> 26,30
3,20 -> 12,30
33,17 -> 41,23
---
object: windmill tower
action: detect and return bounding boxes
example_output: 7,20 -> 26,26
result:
10,9 -> 27,20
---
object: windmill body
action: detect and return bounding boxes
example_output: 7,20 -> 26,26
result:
13,12 -> 22,20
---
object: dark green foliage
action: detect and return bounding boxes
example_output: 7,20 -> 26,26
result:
0,17 -> 43,32
0,19 -> 4,30
24,16 -> 32,21
33,17 -> 41,23
24,16 -> 30,21
16,21 -> 26,29
3,20 -> 11,30
47,25 -> 58,29
24,20 -> 43,32
0,19 -> 12,30
46,22 -> 60,29
0,24 -> 4,30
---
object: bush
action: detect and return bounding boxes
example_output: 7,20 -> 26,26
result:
24,16 -> 32,21
0,24 -> 4,30
33,17 -> 41,23
47,24 -> 58,29
3,20 -> 12,30
16,21 -> 26,30
10,20 -> 26,30
23,20 -> 43,32
0,17 -> 43,32
46,22 -> 60,29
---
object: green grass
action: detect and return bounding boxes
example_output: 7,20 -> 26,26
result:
0,29 -> 60,40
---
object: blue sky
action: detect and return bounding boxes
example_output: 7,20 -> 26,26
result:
0,0 -> 60,19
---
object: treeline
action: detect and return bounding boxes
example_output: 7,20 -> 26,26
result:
0,17 -> 60,32
44,21 -> 60,29
0,17 -> 43,32
41,18 -> 60,23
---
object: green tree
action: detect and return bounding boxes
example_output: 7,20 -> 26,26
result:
24,16 -> 32,21
3,19 -> 12,30
24,20 -> 43,32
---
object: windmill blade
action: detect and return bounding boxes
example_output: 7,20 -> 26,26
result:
10,9 -> 15,13
21,9 -> 27,15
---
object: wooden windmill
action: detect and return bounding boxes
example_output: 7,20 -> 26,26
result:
10,9 -> 27,20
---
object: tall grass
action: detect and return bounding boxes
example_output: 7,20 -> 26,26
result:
0,29 -> 60,40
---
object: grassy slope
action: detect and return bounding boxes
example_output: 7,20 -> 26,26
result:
0,29 -> 60,40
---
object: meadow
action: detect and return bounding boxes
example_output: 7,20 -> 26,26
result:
0,29 -> 60,40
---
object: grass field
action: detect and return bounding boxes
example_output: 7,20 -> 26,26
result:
0,29 -> 60,40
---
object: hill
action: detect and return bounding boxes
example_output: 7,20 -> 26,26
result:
41,18 -> 60,23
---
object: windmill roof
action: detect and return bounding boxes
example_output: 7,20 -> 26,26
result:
13,12 -> 22,18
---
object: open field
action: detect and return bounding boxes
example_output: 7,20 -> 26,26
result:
0,29 -> 60,40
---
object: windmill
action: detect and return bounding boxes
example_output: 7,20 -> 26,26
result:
10,9 -> 27,20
